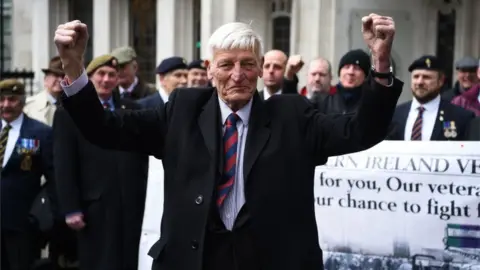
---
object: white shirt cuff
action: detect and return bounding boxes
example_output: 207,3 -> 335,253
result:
60,70 -> 89,97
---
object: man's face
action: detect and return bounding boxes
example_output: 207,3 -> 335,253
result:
160,69 -> 188,94
117,61 -> 137,86
188,68 -> 209,87
90,66 -> 118,97
307,60 -> 332,93
208,48 -> 261,110
339,64 -> 365,88
456,69 -> 479,89
44,73 -> 63,94
411,69 -> 444,103
0,95 -> 24,122
262,51 -> 287,89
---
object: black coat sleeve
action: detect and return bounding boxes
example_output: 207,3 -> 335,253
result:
62,81 -> 175,158
53,109 -> 82,216
300,76 -> 403,164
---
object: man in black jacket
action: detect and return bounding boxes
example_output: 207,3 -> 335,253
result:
54,14 -> 401,270
53,55 -> 149,270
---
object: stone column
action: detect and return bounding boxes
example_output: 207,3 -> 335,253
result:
290,0 -> 335,87
200,0 -> 238,59
31,0 -> 50,92
110,0 -> 131,49
93,0 -> 112,56
155,0 -> 194,62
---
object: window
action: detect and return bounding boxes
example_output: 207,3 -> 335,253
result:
193,0 -> 201,60
70,0 -> 93,65
1,0 -> 13,71
272,17 -> 290,55
131,0 -> 157,83
271,0 -> 291,55
436,10 -> 456,88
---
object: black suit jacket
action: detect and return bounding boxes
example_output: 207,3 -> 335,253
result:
61,76 -> 403,270
114,79 -> 157,101
388,99 -> 475,141
259,76 -> 299,100
0,115 -> 54,231
137,91 -> 165,109
466,117 -> 480,140
53,95 -> 149,270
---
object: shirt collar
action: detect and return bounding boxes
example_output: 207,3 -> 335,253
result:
218,96 -> 252,126
119,76 -> 139,94
1,113 -> 24,131
45,91 -> 57,105
263,87 -> 282,100
99,96 -> 115,110
159,87 -> 169,103
411,94 -> 441,112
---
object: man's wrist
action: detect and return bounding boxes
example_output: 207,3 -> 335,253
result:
372,58 -> 391,73
63,59 -> 85,82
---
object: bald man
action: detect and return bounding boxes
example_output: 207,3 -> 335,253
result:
300,58 -> 334,98
261,50 -> 301,100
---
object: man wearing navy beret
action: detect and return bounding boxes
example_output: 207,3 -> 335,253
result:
187,60 -> 209,88
389,55 -> 474,141
138,56 -> 188,109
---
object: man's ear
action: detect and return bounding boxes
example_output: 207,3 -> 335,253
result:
205,60 -> 213,80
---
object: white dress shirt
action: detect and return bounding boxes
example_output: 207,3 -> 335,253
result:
158,87 -> 169,104
263,88 -> 282,100
1,113 -> 24,167
218,97 -> 252,230
119,76 -> 139,95
404,95 -> 441,141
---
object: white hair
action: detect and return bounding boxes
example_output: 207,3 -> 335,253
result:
207,22 -> 264,61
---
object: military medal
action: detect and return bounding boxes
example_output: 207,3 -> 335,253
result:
450,121 -> 457,138
16,138 -> 40,170
21,155 -> 32,171
443,121 -> 451,138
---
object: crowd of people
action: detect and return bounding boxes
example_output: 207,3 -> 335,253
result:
0,13 -> 479,270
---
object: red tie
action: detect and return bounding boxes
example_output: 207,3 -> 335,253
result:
216,113 -> 240,207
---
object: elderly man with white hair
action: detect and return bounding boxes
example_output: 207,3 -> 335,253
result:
53,14 -> 403,270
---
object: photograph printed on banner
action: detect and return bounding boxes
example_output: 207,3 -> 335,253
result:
314,141 -> 480,270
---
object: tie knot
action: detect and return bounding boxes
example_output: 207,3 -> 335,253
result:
226,113 -> 240,126
3,124 -> 12,132
418,106 -> 425,113
103,101 -> 110,110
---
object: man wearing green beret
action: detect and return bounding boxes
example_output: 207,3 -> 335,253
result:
0,79 -> 55,270
53,54 -> 149,270
111,46 -> 157,100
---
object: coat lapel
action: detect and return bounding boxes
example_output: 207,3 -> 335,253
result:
243,92 -> 270,182
3,116 -> 30,171
396,102 -> 411,140
430,99 -> 447,140
198,91 -> 223,175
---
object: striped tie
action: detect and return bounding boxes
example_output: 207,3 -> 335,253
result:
0,124 -> 12,168
411,106 -> 425,141
217,113 -> 240,207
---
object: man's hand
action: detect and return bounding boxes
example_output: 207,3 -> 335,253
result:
54,20 -> 89,82
285,55 -> 304,80
362,13 -> 395,73
65,212 -> 86,231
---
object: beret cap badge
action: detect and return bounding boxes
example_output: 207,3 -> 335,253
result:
425,58 -> 431,68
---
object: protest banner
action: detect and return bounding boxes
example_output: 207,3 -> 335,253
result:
316,141 -> 480,270
138,141 -> 480,270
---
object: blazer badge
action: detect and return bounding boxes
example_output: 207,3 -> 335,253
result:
16,138 -> 40,171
